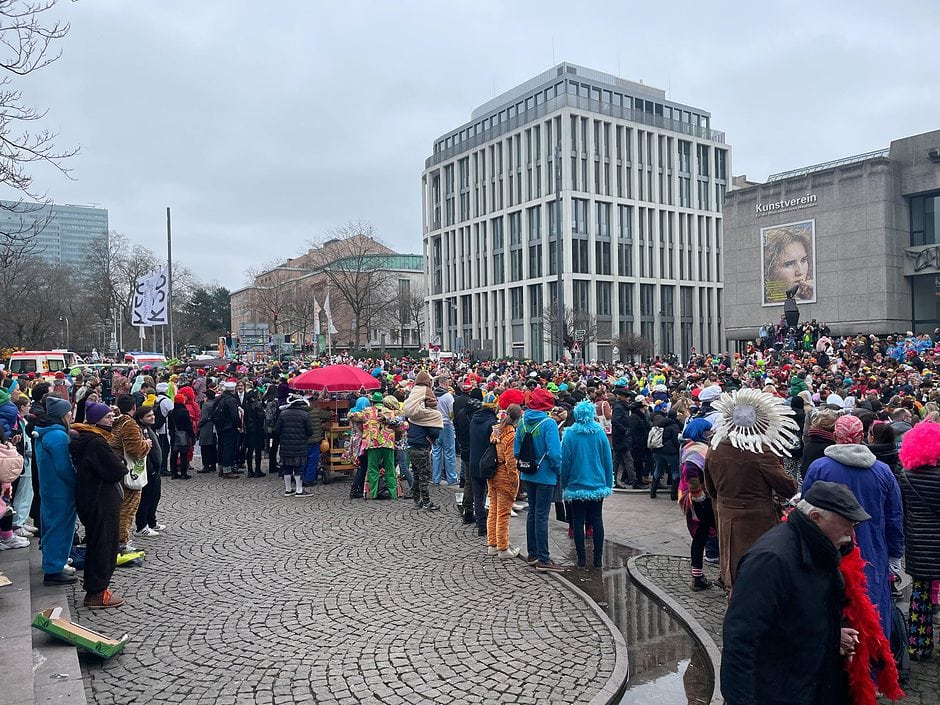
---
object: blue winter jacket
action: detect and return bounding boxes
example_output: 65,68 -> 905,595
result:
34,423 -> 75,499
561,420 -> 614,501
514,410 -> 561,486
802,443 -> 904,639
0,400 -> 18,439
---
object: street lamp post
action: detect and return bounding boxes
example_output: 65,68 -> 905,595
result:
59,315 -> 70,349
554,145 -> 565,362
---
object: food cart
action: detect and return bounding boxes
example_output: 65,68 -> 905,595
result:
288,365 -> 382,485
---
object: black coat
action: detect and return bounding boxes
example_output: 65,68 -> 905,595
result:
213,391 -> 241,432
610,398 -> 632,451
453,394 -> 473,460
867,442 -> 899,474
468,408 -> 497,479
274,402 -> 313,462
800,432 -> 834,476
721,510 -> 848,705
70,426 -> 126,512
626,407 -> 652,452
898,466 -> 940,579
651,415 -> 681,456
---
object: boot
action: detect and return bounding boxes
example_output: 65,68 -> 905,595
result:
692,575 -> 713,591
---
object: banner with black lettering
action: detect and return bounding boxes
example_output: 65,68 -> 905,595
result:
132,267 -> 170,326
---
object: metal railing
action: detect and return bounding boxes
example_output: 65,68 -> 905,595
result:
767,148 -> 889,182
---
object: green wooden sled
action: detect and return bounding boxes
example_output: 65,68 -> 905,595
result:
32,607 -> 128,659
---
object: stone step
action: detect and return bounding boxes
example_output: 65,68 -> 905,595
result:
0,541 -> 88,705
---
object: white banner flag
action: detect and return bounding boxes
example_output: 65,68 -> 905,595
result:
132,266 -> 170,326
313,297 -> 321,336
324,291 -> 338,335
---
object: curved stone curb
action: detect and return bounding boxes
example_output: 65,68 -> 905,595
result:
626,555 -> 724,705
550,572 -> 630,705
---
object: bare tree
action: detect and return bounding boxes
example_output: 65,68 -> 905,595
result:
541,306 -> 598,358
311,222 -> 394,349
0,0 -> 77,201
614,331 -> 654,362
244,260 -> 293,334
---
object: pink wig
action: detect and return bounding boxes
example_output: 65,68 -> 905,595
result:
899,420 -> 940,470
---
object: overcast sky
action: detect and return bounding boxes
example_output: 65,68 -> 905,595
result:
8,0 -> 940,290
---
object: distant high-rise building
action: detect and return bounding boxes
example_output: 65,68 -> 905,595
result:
0,200 -> 108,267
422,62 -> 729,361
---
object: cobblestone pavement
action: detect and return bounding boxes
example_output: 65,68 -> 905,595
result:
630,553 -> 940,704
67,475 -> 619,705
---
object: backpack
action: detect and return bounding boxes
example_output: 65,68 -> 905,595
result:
479,442 -> 498,480
212,395 -> 232,428
153,395 -> 169,432
647,426 -> 664,450
516,419 -> 548,474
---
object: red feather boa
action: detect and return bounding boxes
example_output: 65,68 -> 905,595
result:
840,545 -> 905,703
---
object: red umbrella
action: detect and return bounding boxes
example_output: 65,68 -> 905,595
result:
288,365 -> 381,393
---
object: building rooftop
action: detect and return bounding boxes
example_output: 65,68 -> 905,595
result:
766,148 -> 890,182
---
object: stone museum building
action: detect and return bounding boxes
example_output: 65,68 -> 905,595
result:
723,129 -> 940,348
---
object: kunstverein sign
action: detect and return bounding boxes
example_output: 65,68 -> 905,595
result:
756,193 -> 818,218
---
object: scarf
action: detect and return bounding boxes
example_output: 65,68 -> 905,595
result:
678,441 -> 709,516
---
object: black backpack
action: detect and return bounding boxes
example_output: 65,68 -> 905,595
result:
153,396 -> 169,432
515,418 -> 547,473
479,442 -> 498,479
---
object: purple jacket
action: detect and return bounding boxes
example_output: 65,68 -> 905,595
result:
802,443 -> 904,639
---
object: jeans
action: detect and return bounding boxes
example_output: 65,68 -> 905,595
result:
11,454 -> 33,528
135,470 -> 162,531
651,453 -> 680,498
570,499 -> 605,564
395,448 -> 413,488
431,424 -> 457,484
304,444 -> 321,483
158,433 -> 170,475
525,481 -> 555,563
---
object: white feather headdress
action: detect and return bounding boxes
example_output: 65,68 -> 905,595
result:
709,388 -> 800,457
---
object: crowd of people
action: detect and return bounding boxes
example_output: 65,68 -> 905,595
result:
0,328 -> 938,702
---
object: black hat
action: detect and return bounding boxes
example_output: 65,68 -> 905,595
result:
804,481 -> 871,522
612,387 -> 631,396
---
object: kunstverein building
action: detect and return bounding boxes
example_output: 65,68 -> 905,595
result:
723,129 -> 940,348
421,62 -> 729,361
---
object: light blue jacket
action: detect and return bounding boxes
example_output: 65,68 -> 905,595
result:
514,410 -> 561,486
561,424 -> 614,502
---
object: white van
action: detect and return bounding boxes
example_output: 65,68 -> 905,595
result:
123,351 -> 168,368
8,351 -> 68,378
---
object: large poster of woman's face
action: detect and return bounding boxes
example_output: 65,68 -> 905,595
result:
761,219 -> 816,306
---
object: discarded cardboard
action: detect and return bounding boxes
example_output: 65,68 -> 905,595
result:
32,607 -> 128,659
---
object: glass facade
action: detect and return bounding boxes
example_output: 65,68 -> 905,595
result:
910,191 -> 940,246
0,201 -> 108,268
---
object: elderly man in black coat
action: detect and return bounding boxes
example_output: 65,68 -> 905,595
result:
721,482 -> 870,705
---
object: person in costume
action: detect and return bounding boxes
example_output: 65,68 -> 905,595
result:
703,388 -> 799,589
34,396 -> 77,585
897,421 -> 940,659
678,418 -> 715,591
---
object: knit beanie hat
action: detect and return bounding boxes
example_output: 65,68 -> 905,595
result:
834,415 -> 864,445
44,396 -> 71,420
85,402 -> 111,425
528,388 -> 555,411
498,388 -> 524,410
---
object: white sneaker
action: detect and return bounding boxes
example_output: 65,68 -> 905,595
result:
137,526 -> 160,537
122,542 -> 138,553
486,546 -> 498,556
510,510 -> 518,518
151,523 -> 166,531
499,546 -> 520,559
13,526 -> 34,538
61,564 -> 77,575
484,498 -> 491,510
0,535 -> 29,550
512,503 -> 526,511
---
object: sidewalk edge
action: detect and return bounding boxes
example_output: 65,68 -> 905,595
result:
550,572 -> 629,705
626,554 -> 724,705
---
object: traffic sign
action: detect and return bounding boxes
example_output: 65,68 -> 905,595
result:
612,346 -> 620,355
574,330 -> 586,341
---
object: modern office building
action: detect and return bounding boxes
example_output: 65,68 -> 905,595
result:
421,62 -> 729,361
0,200 -> 108,267
722,129 -> 940,346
